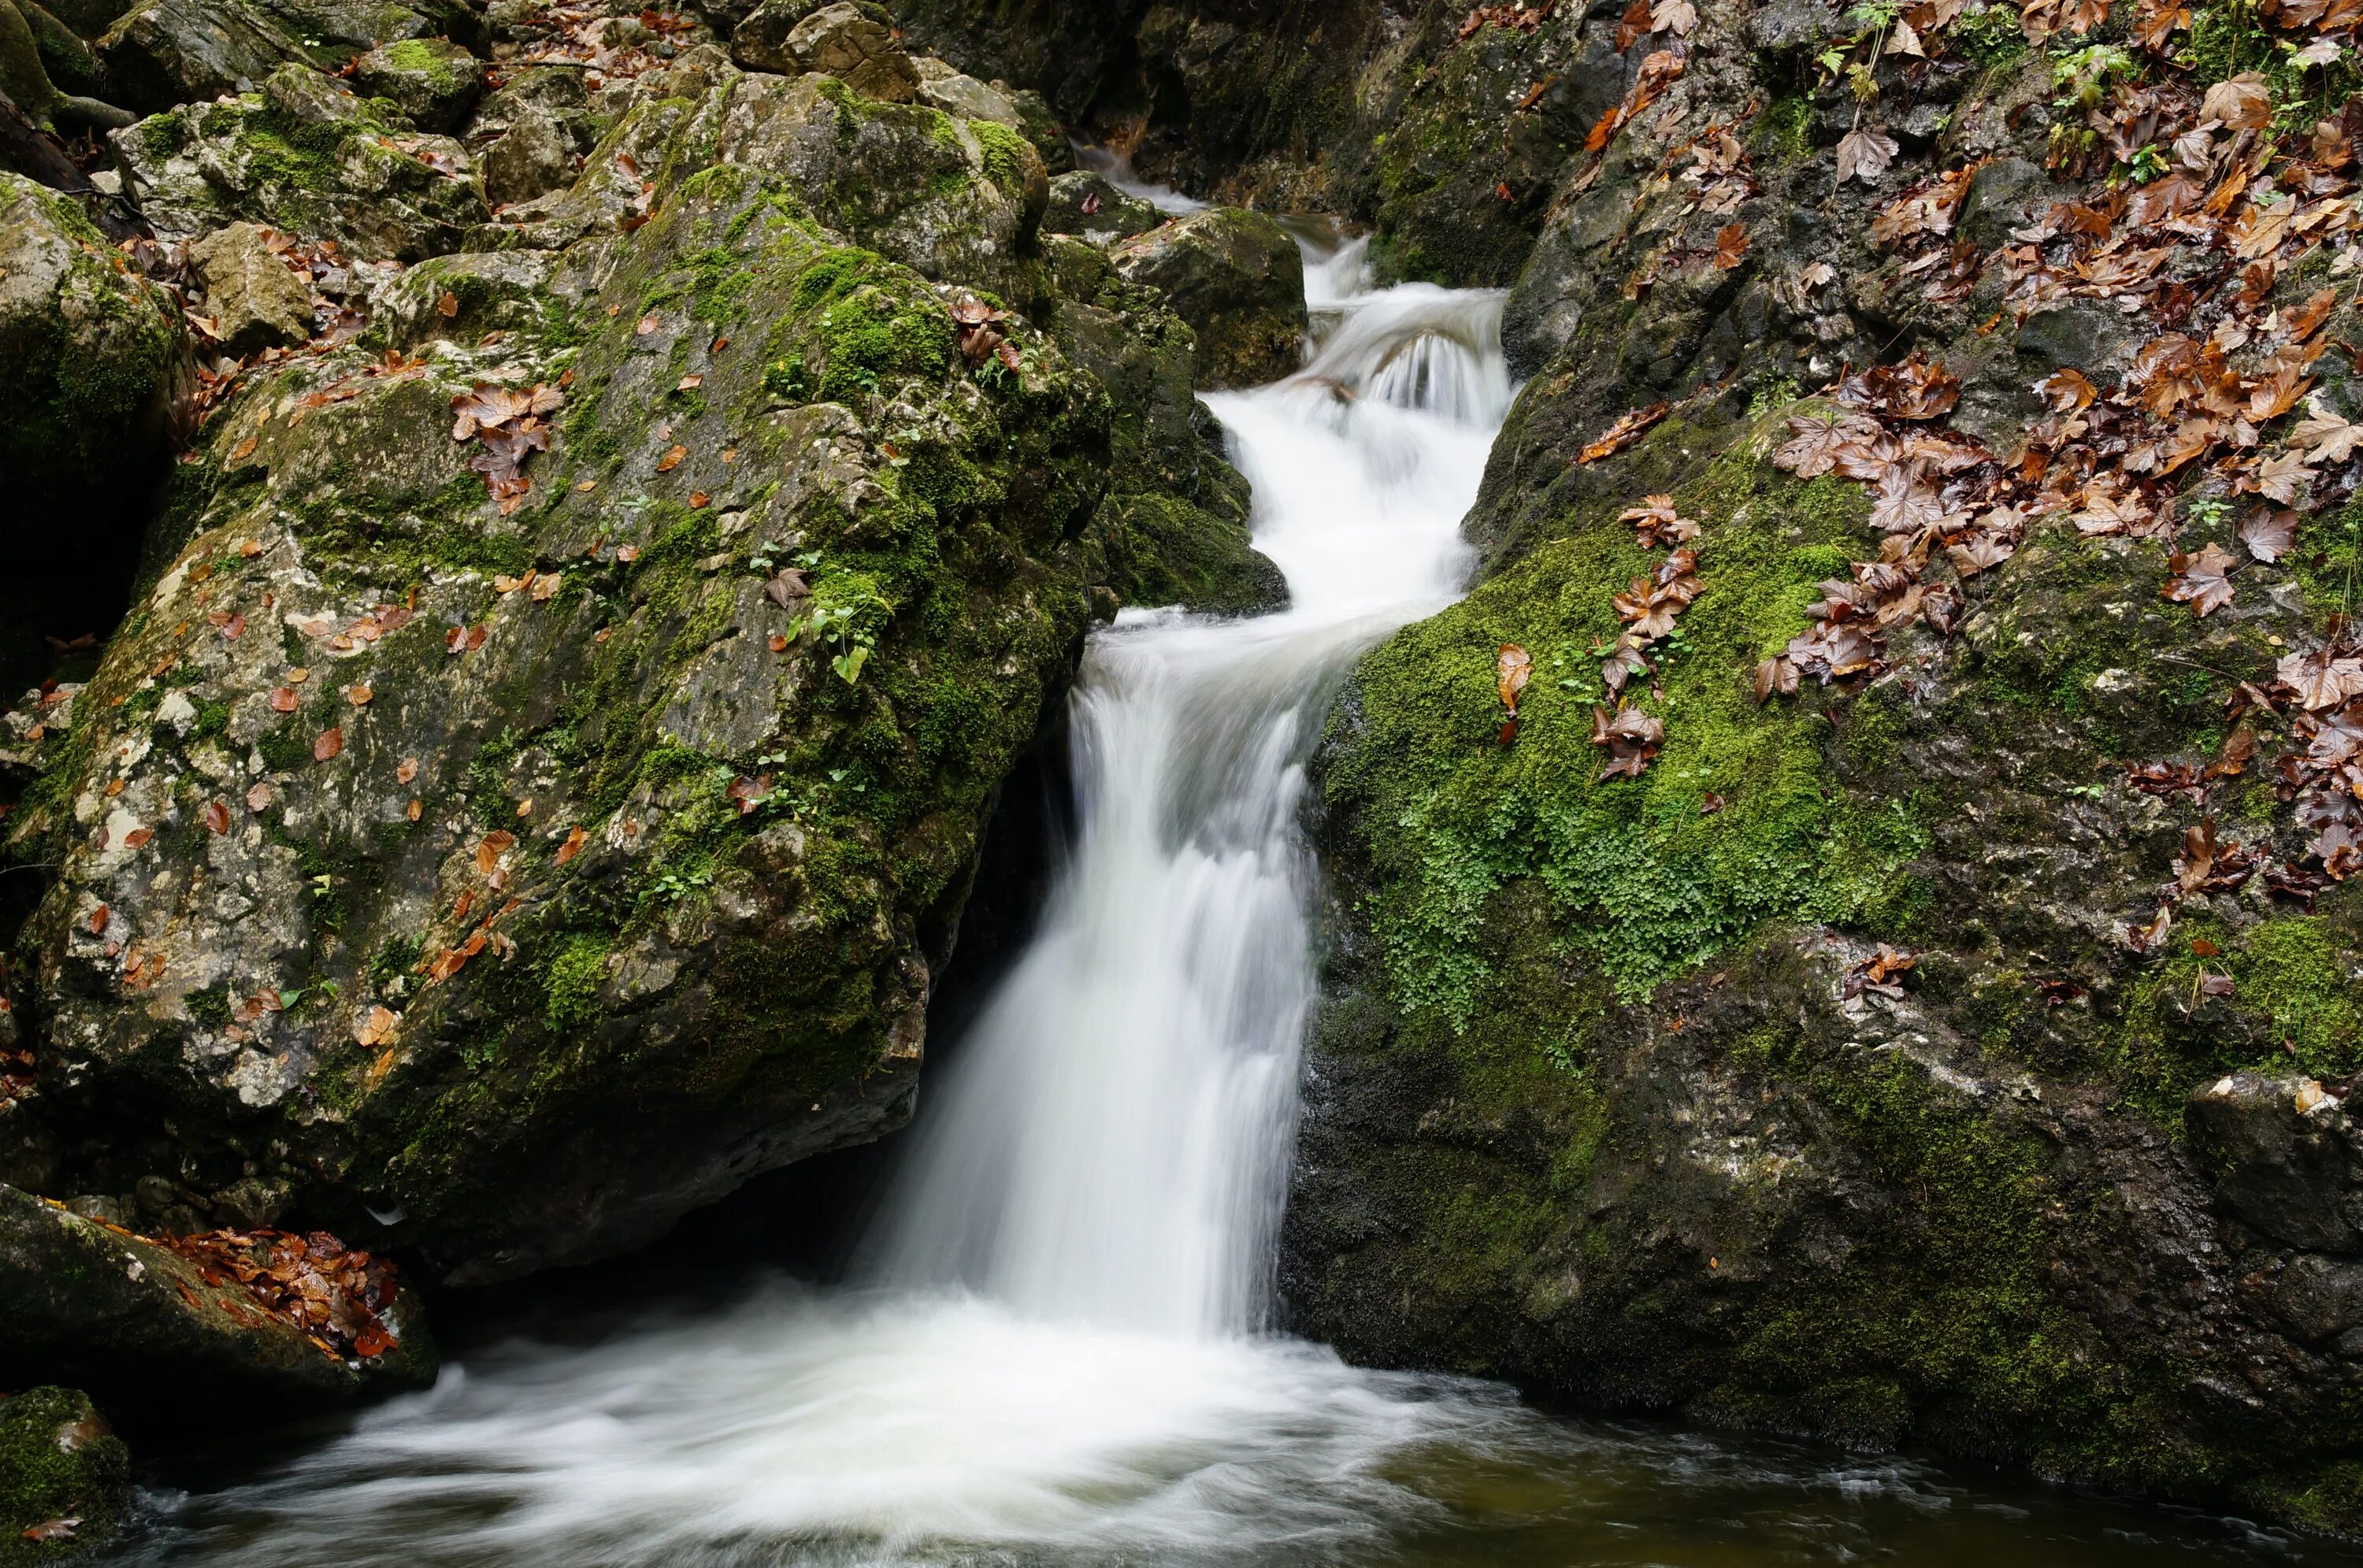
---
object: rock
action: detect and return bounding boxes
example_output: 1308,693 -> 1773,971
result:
113,63 -> 487,258
97,0 -> 478,113
366,247 -> 558,347
0,1184 -> 434,1414
1042,170 -> 1157,244
731,0 -> 917,102
1003,86 -> 1070,175
465,65 -> 595,209
1109,206 -> 1304,388
352,36 -> 482,132
910,54 -> 1014,124
1037,233 -> 1285,615
9,150 -> 1263,1282
187,218 -> 313,353
0,1388 -> 129,1562
2013,299 -> 2141,384
1954,155 -> 2053,252
0,170 -> 188,527
2188,1075 -> 2361,1253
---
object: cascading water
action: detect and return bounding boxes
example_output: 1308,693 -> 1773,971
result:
115,239 -> 2339,1568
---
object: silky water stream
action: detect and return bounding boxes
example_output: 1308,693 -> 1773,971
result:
112,244 -> 2362,1568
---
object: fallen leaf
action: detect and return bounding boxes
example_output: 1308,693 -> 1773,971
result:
20,1519 -> 80,1543
556,825 -> 588,866
2239,508 -> 2298,562
205,799 -> 230,835
356,1004 -> 399,1047
407,797 -> 424,821
2163,542 -> 2240,617
475,830 -> 516,874
314,727 -> 343,762
1712,222 -> 1750,269
247,781 -> 274,812
270,686 -> 299,712
1836,127 -> 1900,185
437,291 -> 458,317
1497,644 -> 1534,710
2201,72 -> 2271,130
677,373 -> 703,391
656,445 -> 687,473
347,684 -> 373,706
396,757 -> 418,784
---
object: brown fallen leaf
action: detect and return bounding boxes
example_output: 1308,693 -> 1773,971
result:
314,727 -> 343,762
1578,403 -> 1670,464
677,373 -> 703,391
2163,542 -> 2239,617
87,904 -> 108,935
205,799 -> 230,835
475,830 -> 516,874
246,781 -> 274,812
556,825 -> 588,866
347,684 -> 373,706
2239,508 -> 2297,562
529,572 -> 562,602
1836,127 -> 1899,185
270,686 -> 299,712
20,1518 -> 80,1543
1497,644 -> 1534,710
356,1004 -> 399,1048
656,445 -> 687,473
1712,222 -> 1750,270
437,291 -> 458,317
407,798 -> 424,821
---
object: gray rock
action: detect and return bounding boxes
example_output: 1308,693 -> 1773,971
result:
466,65 -> 597,209
1110,206 -> 1305,388
732,0 -> 915,102
1043,169 -> 1158,244
187,219 -> 314,354
97,0 -> 477,113
367,247 -> 557,347
0,1183 -> 434,1414
113,63 -> 487,259
2272,1253 -> 2363,1343
2188,1074 -> 2360,1253
1956,155 -> 2053,252
352,36 -> 482,132
911,54 -> 1015,124
0,171 -> 189,525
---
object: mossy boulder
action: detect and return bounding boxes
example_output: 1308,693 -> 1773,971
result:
0,170 -> 189,535
0,1184 -> 432,1413
1041,170 -> 1156,246
732,0 -> 916,103
0,1388 -> 128,1566
1109,206 -> 1304,389
113,63 -> 487,258
9,152 -> 1270,1283
351,36 -> 482,133
97,0 -> 478,113
366,248 -> 560,349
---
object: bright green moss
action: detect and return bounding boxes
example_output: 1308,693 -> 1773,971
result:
968,117 -> 1033,200
1330,434 -> 1926,1018
540,932 -> 612,1034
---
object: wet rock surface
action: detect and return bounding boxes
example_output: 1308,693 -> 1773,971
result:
1,1 -> 1282,1306
0,1386 -> 130,1565
1110,206 -> 1304,390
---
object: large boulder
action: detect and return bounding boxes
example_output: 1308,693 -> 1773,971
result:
351,37 -> 483,133
0,1183 -> 432,1412
97,0 -> 479,113
365,247 -> 559,349
7,150 -> 1271,1283
113,62 -> 487,258
463,65 -> 599,209
186,218 -> 314,354
0,1388 -> 129,1564
732,0 -> 917,103
0,171 -> 188,529
1109,206 -> 1304,389
1042,169 -> 1158,246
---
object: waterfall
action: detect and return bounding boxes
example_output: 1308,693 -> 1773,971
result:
129,239 -> 1534,1568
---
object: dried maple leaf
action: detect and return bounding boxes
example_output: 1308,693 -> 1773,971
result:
2036,367 -> 2098,413
1712,222 -> 1750,269
1799,261 -> 1838,291
2239,508 -> 2298,562
1753,654 -> 1801,702
1836,128 -> 1900,186
1947,531 -> 2016,576
2291,404 -> 2363,465
355,1005 -> 399,1047
2200,73 -> 2272,131
2163,542 -> 2239,617
1592,705 -> 1666,779
1497,644 -> 1534,710
2281,649 -> 2363,710
1619,495 -> 1700,547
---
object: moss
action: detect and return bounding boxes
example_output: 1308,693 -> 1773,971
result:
540,932 -> 610,1034
0,1388 -> 129,1566
1328,431 -> 1926,1018
968,117 -> 1033,201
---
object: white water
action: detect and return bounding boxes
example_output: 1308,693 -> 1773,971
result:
140,239 -> 1528,1566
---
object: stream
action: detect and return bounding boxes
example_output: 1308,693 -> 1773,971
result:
105,237 -> 2363,1568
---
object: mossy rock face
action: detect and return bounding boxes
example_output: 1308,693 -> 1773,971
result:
0,1184 -> 433,1414
0,171 -> 191,534
0,1388 -> 129,1567
11,135 -> 1271,1281
1109,207 -> 1304,389
111,63 -> 487,259
97,0 -> 480,113
1274,0 -> 2363,1528
352,37 -> 483,132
